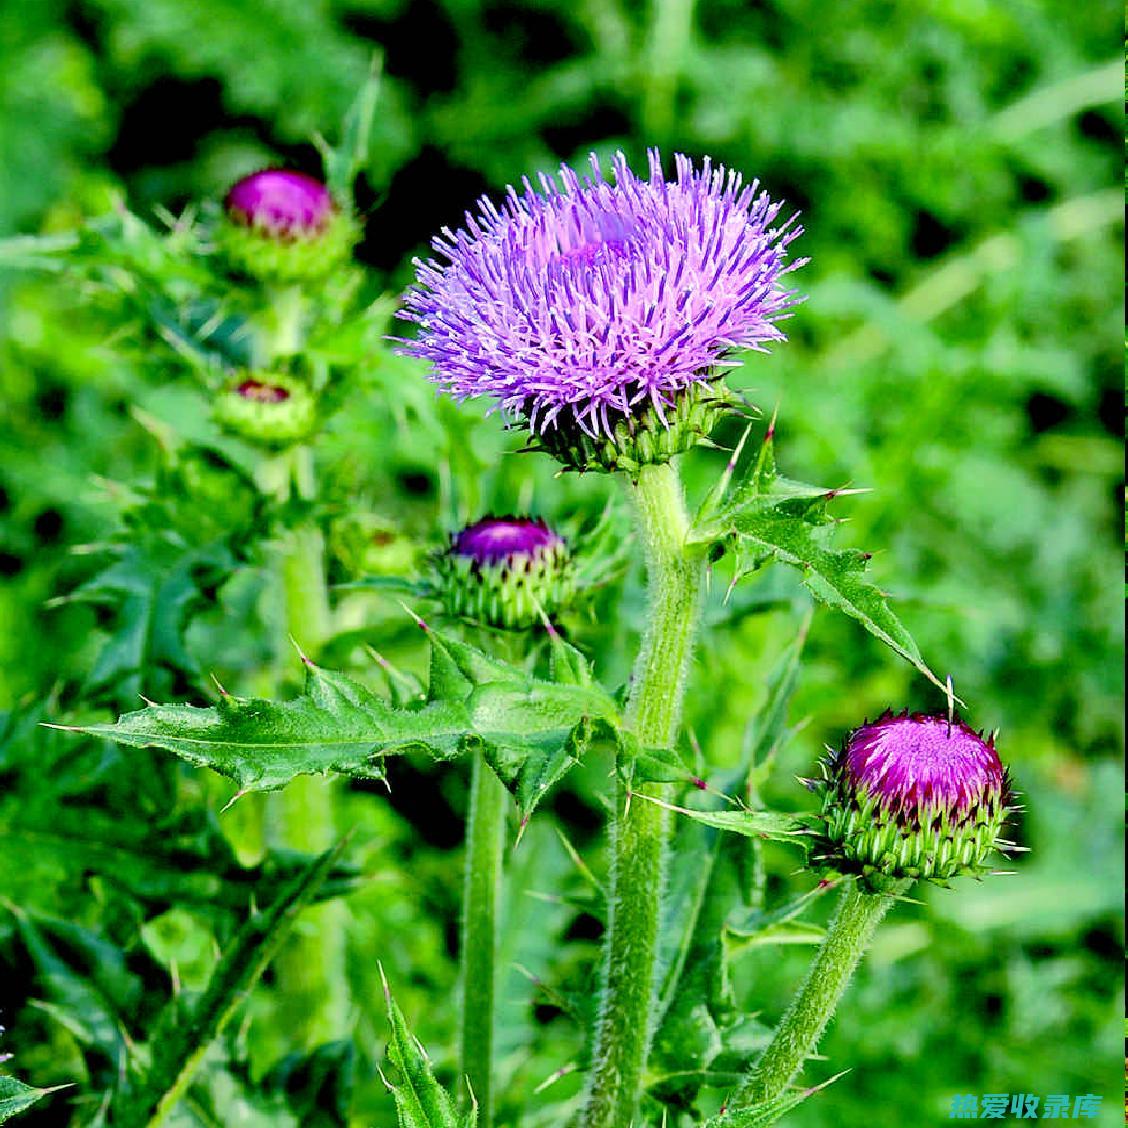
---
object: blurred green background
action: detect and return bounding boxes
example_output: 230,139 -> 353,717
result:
0,1 -> 1121,1125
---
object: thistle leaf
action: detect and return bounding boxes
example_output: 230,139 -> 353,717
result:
380,969 -> 477,1128
67,627 -> 620,821
0,1076 -> 67,1124
691,432 -> 945,692
702,1071 -> 849,1127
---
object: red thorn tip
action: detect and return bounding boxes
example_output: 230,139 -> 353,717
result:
693,777 -> 707,790
817,878 -> 833,888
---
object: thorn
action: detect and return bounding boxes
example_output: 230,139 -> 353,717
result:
138,693 -> 157,707
764,403 -> 779,442
220,789 -> 248,813
692,777 -> 707,790
376,1064 -> 394,1092
210,672 -> 229,696
289,635 -> 315,666
514,813 -> 531,848
624,790 -> 633,817
398,600 -> 429,632
945,675 -> 956,734
377,959 -> 391,1005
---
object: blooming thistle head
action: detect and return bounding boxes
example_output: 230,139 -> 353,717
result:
218,168 -> 357,282
213,373 -> 317,447
397,150 -> 805,473
434,516 -> 574,630
809,711 -> 1014,889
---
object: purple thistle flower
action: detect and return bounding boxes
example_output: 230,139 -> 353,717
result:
813,711 -> 1013,885
225,169 -> 335,239
843,712 -> 1005,822
452,516 -> 564,566
397,150 -> 806,449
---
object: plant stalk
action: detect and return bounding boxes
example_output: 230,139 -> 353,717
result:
730,878 -> 911,1110
461,749 -> 507,1127
580,461 -> 705,1128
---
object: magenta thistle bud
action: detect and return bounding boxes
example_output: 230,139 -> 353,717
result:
811,711 -> 1013,886
397,150 -> 805,473
218,168 -> 358,282
213,373 -> 317,447
434,516 -> 574,630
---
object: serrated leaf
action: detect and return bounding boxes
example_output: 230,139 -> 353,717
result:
0,1076 -> 66,1124
380,970 -> 476,1128
691,433 -> 944,692
702,1071 -> 849,1127
109,839 -> 348,1128
730,509 -> 946,692
67,628 -> 620,821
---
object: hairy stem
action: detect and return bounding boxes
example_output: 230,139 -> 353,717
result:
731,878 -> 911,1109
461,749 -> 507,1126
581,461 -> 705,1128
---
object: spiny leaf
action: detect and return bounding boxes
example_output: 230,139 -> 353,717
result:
703,1071 -> 849,1127
379,968 -> 477,1128
0,1076 -> 68,1124
109,839 -> 348,1128
691,432 -> 945,693
65,627 -> 621,821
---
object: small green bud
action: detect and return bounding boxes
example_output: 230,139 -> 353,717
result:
213,374 -> 317,447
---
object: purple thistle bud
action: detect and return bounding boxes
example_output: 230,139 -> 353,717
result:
225,169 -> 335,239
436,516 -> 573,630
812,711 -> 1013,887
397,150 -> 805,472
218,169 -> 358,282
452,516 -> 564,565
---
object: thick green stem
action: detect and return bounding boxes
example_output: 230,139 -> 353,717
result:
461,750 -> 507,1126
581,461 -> 705,1128
731,878 -> 910,1109
267,445 -> 350,1048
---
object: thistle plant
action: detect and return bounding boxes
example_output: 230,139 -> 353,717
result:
10,84 -> 1028,1128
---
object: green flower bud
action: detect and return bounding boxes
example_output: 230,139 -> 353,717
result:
213,374 -> 317,447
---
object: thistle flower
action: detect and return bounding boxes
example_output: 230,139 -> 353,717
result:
811,711 -> 1013,887
398,150 -> 805,472
218,168 -> 357,281
213,374 -> 317,447
434,516 -> 573,630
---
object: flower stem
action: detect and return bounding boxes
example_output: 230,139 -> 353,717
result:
461,749 -> 507,1127
730,878 -> 911,1110
581,461 -> 705,1128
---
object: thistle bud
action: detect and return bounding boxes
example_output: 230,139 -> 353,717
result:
811,711 -> 1011,887
213,374 -> 317,447
218,168 -> 357,282
434,516 -> 573,630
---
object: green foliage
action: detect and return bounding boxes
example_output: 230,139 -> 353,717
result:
380,970 -> 477,1128
693,425 -> 947,693
71,624 -> 623,823
109,840 -> 348,1127
0,1076 -> 64,1125
0,2 -> 1119,1126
